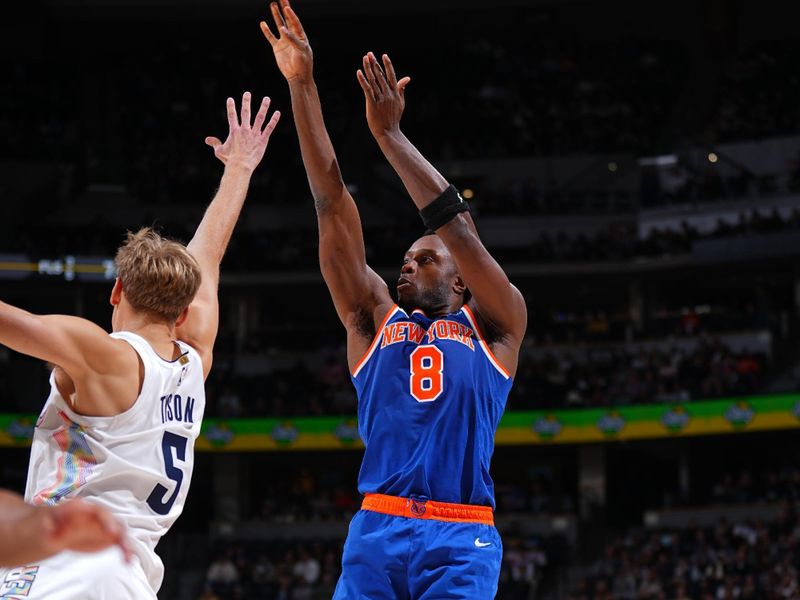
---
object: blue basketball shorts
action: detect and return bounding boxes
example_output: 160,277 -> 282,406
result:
333,506 -> 502,599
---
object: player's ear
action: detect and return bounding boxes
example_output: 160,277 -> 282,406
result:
110,278 -> 123,307
453,274 -> 466,296
175,305 -> 190,329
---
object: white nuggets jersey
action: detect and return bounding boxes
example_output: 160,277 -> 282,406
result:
18,331 -> 205,597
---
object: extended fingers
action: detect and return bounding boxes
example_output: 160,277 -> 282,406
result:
270,2 -> 286,31
357,69 -> 375,101
93,506 -> 122,541
397,76 -> 411,95
93,508 -> 132,561
368,52 -> 390,94
362,54 -> 381,94
253,96 -> 272,132
226,97 -> 239,130
261,110 -> 282,140
240,91 -> 252,128
282,1 -> 306,39
260,20 -> 278,45
382,54 -> 398,88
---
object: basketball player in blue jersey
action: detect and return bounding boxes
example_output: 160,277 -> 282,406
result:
262,2 -> 527,597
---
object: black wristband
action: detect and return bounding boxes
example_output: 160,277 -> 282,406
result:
419,185 -> 470,231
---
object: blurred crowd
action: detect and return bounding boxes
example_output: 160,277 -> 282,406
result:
201,541 -> 340,600
3,26 -> 799,230
674,464 -> 800,509
490,207 -> 800,265
573,505 -> 800,600
240,467 -> 572,524
200,533 -> 555,600
7,202 -> 800,276
4,33 -> 686,169
708,42 -> 800,144
402,40 -> 685,160
196,336 -> 765,417
475,154 -> 800,217
510,338 -> 764,411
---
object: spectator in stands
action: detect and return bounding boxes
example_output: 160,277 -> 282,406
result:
578,505 -> 800,599
293,547 -> 321,587
206,549 -> 240,597
217,385 -> 243,418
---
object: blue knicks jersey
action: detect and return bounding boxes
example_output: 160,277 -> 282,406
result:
351,304 -> 513,509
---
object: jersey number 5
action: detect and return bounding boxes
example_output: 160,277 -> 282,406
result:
409,346 -> 444,402
147,431 -> 188,515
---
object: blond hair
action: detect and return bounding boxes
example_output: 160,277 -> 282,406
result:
115,228 -> 201,322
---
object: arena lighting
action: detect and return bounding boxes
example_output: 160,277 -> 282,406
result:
462,188 -> 474,199
0,254 -> 116,281
708,152 -> 719,163
608,162 -> 618,172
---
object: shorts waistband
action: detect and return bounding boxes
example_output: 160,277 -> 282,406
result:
361,493 -> 494,525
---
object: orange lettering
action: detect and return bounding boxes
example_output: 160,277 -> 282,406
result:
381,324 -> 396,348
448,321 -> 461,342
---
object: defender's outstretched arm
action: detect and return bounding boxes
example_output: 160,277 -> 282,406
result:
261,0 -> 391,369
0,489 -> 131,566
177,93 -> 280,378
358,53 -> 527,374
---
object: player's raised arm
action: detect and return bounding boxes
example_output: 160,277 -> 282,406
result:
358,52 -> 527,373
260,0 -> 392,368
176,93 -> 280,378
0,489 -> 131,566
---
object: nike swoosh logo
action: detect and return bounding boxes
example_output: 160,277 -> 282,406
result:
474,538 -> 491,548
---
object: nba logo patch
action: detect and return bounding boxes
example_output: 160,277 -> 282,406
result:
1,566 -> 39,597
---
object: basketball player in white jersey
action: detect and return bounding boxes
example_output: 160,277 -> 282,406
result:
0,92 -> 280,599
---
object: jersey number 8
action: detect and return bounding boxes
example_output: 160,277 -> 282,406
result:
409,346 -> 444,403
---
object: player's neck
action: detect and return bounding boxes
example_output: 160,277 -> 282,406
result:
113,309 -> 179,356
407,301 -> 463,318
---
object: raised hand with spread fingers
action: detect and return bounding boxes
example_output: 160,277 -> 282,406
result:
357,52 -> 411,140
356,50 -> 527,377
204,92 -> 281,172
259,0 -> 393,366
177,92 -> 280,376
260,0 -> 313,84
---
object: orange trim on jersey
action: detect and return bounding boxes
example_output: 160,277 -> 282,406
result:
362,493 -> 494,525
461,304 -> 511,379
351,305 -> 401,377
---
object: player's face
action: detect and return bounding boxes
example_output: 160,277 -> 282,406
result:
397,235 -> 462,313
